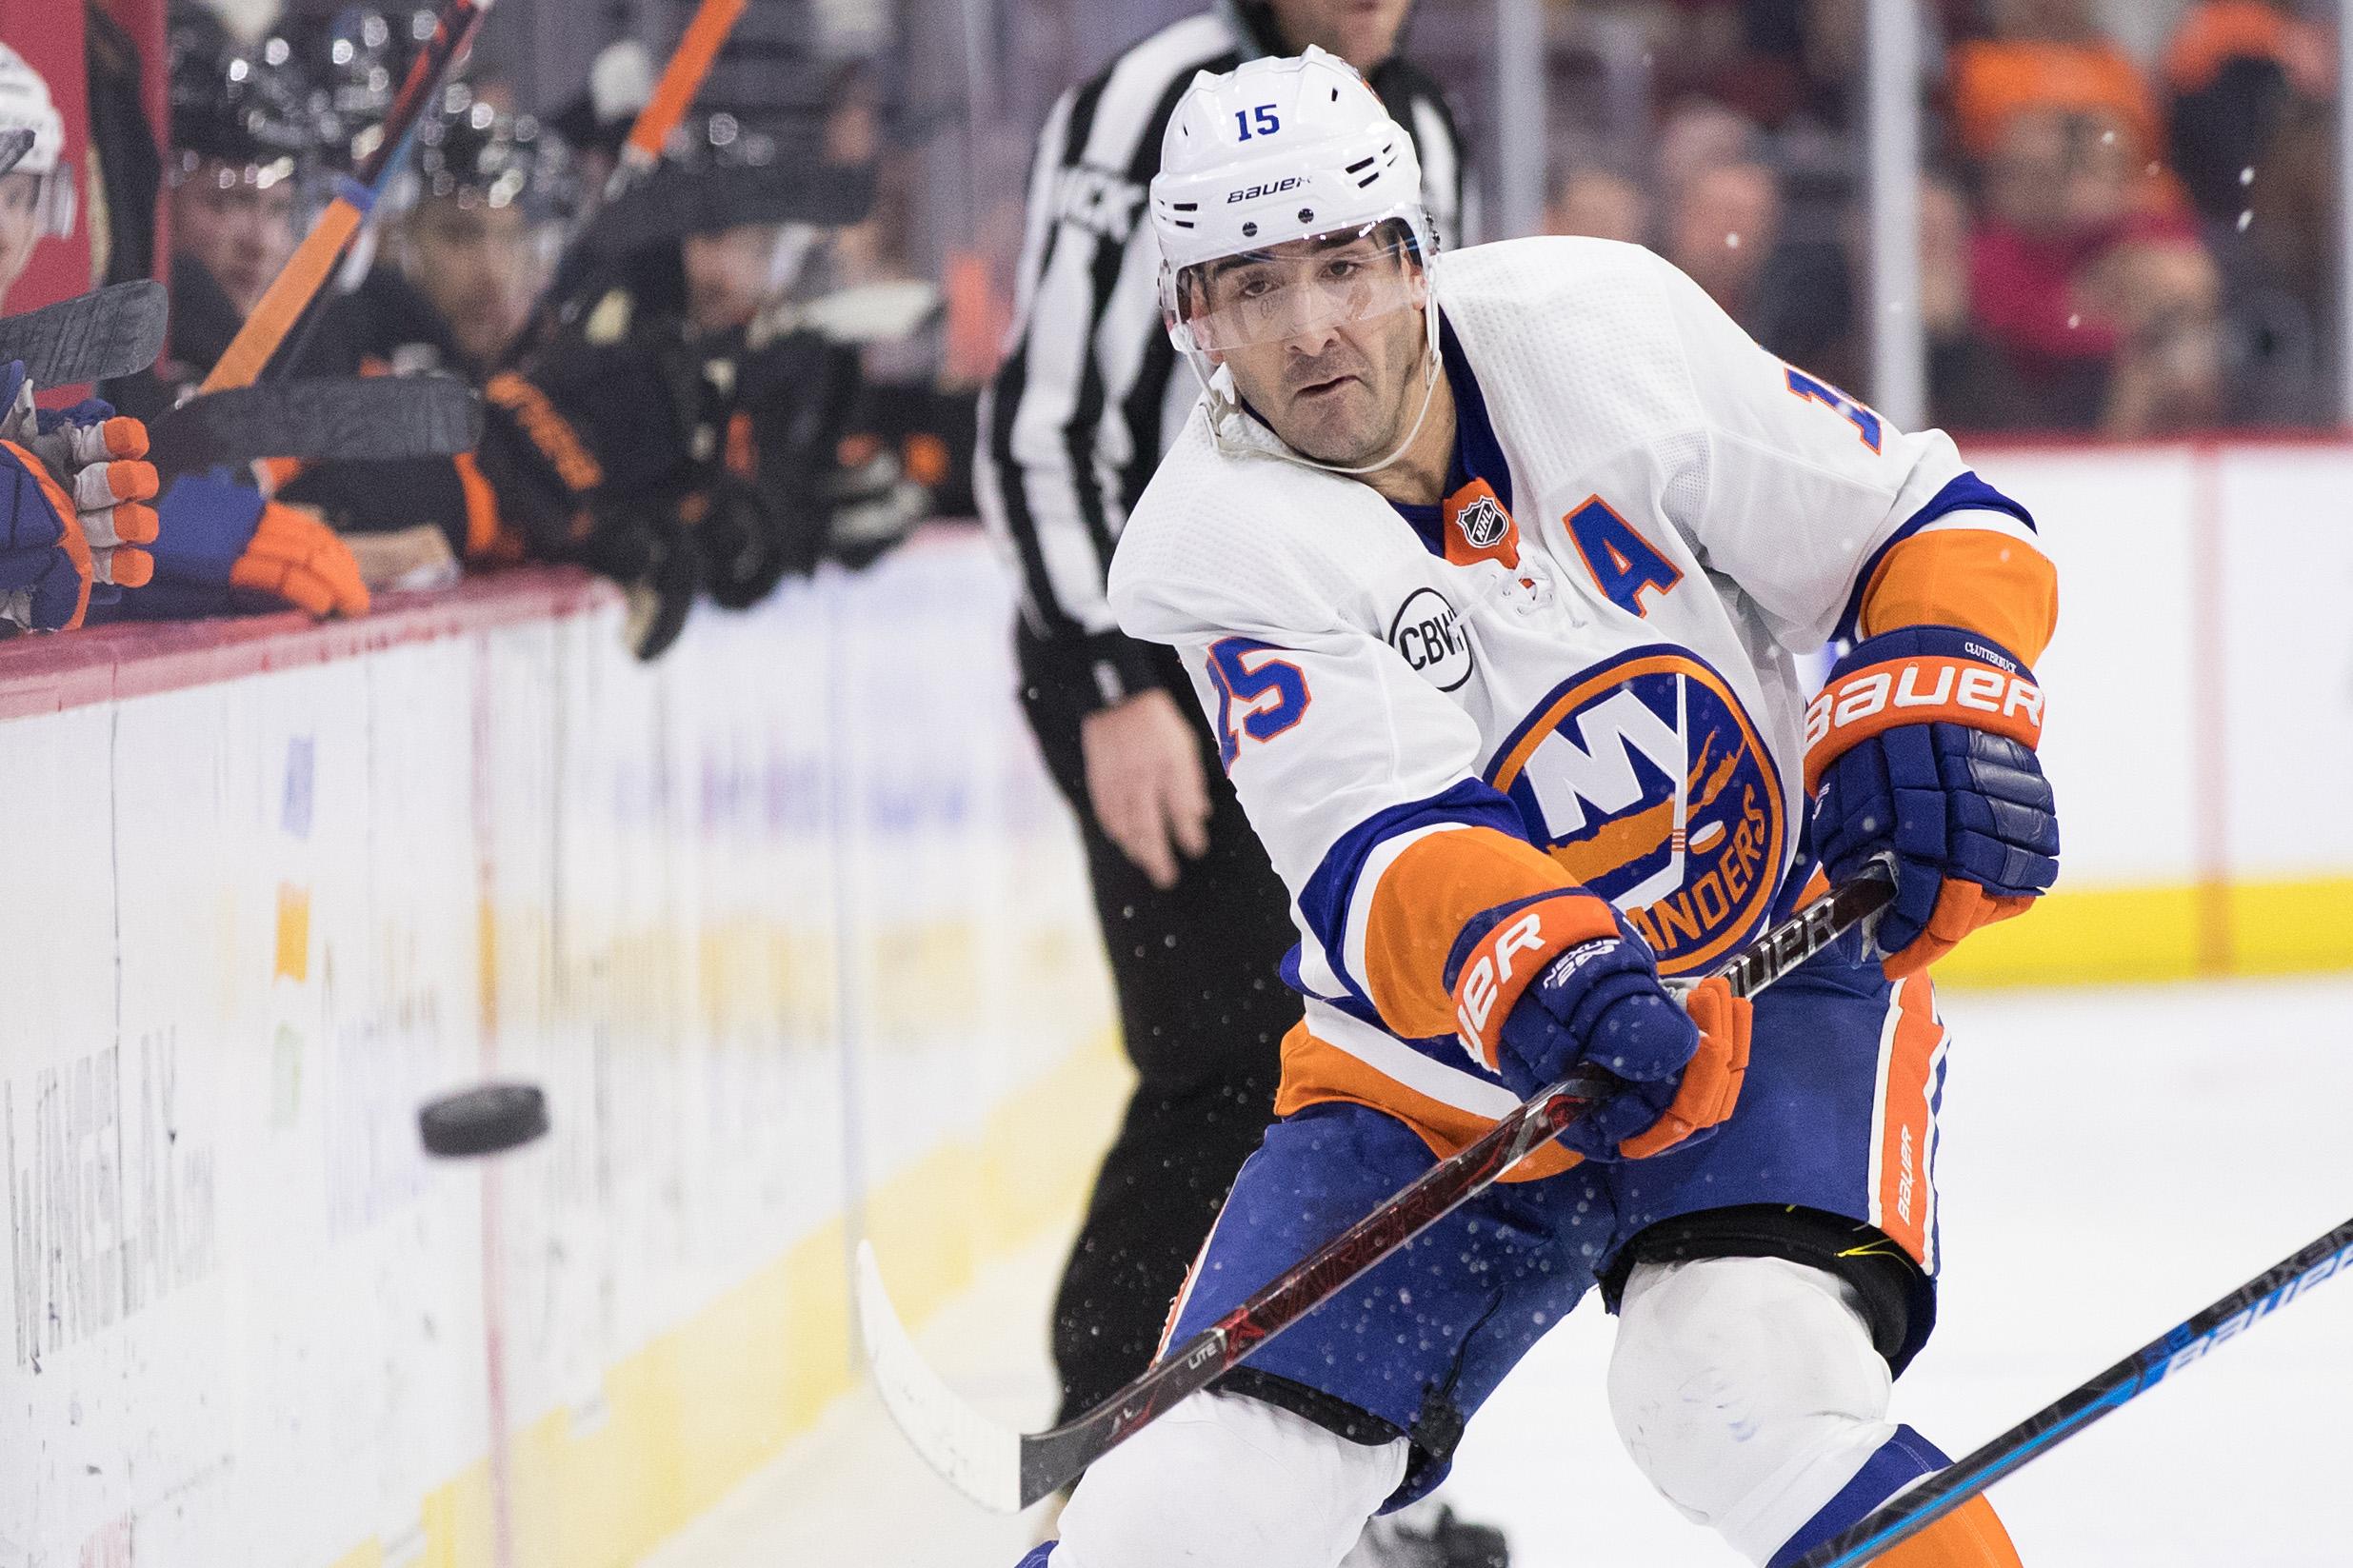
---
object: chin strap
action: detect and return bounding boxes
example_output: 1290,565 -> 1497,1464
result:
1199,298 -> 1445,478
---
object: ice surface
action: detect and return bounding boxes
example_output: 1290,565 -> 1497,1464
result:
646,977 -> 2353,1567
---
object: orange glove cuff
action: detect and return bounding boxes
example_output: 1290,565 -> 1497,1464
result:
1618,976 -> 1753,1160
1882,882 -> 2036,979
241,503 -> 371,619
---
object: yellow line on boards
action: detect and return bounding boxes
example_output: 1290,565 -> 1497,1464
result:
1935,877 -> 2353,987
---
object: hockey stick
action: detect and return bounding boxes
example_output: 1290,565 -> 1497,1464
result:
858,874 -> 1896,1511
199,0 -> 495,393
148,375 -> 482,477
506,0 -> 748,361
610,0 -> 748,190
0,280 -> 169,386
568,163 -> 875,264
1790,1214 -> 2353,1567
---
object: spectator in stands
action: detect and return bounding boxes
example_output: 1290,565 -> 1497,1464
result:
1657,96 -> 1763,217
1630,0 -> 1978,134
2077,230 -> 2227,436
1665,155 -> 1782,322
2239,89 -> 2338,346
2160,0 -> 2334,425
1922,169 -> 2021,430
1649,95 -> 1852,371
1965,96 -> 2225,437
1544,167 -> 1649,244
2163,0 -> 2333,224
1967,108 -> 2124,423
1949,0 -> 2165,177
1649,100 -> 1775,320
1950,4 -> 2202,427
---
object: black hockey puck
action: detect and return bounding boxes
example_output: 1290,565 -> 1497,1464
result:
418,1081 -> 549,1158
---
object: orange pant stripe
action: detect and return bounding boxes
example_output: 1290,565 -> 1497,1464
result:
1869,974 -> 1944,1270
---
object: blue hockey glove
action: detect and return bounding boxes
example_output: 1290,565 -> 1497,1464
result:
0,362 -> 159,630
1450,891 -> 1751,1162
1806,625 -> 2059,976
97,469 -> 369,622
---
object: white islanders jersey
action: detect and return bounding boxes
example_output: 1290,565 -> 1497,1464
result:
1108,236 -> 2054,1172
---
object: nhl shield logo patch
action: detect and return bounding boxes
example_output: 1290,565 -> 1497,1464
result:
1440,478 -> 1520,568
1457,495 -> 1508,548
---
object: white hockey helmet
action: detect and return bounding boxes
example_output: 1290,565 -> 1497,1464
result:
1151,49 -> 1435,367
0,44 -> 74,238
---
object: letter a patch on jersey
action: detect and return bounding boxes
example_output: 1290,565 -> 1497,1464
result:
1565,495 -> 1682,617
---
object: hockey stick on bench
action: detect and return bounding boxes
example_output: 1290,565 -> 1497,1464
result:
147,375 -> 483,477
505,0 -> 749,363
857,874 -> 1896,1512
200,0 -> 495,393
1790,1213 -> 2353,1567
0,280 -> 169,386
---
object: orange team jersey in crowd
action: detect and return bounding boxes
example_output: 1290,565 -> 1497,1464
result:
1949,35 -> 2163,162
2163,0 -> 2337,95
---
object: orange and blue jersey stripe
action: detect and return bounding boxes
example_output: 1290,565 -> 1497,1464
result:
1833,471 -> 2057,665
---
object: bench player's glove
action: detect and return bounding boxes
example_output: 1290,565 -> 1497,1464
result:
1454,891 -> 1751,1161
821,429 -> 931,568
0,362 -> 159,631
100,469 -> 369,621
1806,625 -> 2059,976
475,342 -> 705,659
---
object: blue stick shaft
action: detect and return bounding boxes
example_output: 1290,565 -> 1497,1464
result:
1792,1216 -> 2353,1567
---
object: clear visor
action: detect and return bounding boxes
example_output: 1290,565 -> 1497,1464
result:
0,164 -> 76,239
1176,223 -> 1420,353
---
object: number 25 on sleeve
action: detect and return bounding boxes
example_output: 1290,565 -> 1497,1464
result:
1205,636 -> 1311,770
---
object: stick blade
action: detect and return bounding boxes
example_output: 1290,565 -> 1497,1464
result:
0,280 -> 169,386
852,1240 -> 1027,1512
577,164 -> 876,262
149,376 -> 484,475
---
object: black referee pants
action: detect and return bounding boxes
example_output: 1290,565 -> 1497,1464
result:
1018,632 -> 1300,1425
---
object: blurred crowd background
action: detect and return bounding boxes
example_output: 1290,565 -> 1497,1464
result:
1514,0 -> 2346,438
478,0 -> 2348,445
0,0 -> 2343,645
419,0 -> 2353,442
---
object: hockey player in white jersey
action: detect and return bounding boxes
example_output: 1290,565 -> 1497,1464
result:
1012,47 -> 2062,1568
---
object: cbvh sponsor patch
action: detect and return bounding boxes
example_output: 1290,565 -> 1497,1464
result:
1387,587 -> 1473,691
1487,648 -> 1786,975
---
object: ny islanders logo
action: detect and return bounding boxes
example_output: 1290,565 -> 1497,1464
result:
1486,649 -> 1785,974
